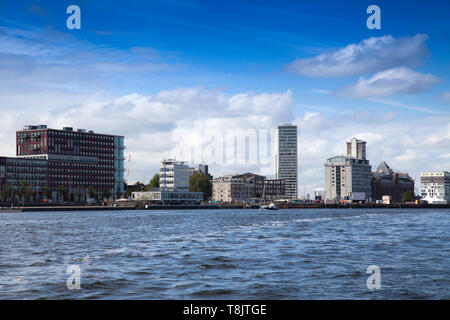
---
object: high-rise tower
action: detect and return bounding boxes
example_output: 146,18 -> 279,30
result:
274,124 -> 298,200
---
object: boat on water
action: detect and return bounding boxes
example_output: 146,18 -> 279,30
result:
260,202 -> 279,210
259,183 -> 279,210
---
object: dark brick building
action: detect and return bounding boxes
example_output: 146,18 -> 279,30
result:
232,173 -> 285,201
372,161 -> 414,203
1,125 -> 126,202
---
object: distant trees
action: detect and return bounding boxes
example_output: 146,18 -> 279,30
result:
125,182 -> 145,198
402,190 -> 415,203
1,183 -> 36,203
0,184 -> 13,202
19,180 -> 35,202
88,186 -> 95,199
103,190 -> 111,201
74,187 -> 83,203
57,185 -> 65,203
146,174 -> 160,191
42,185 -> 51,201
189,172 -> 212,200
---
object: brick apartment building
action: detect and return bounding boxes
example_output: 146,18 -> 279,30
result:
371,161 -> 414,203
212,173 -> 285,203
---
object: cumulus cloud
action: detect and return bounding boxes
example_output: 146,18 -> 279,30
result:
0,87 -> 295,183
287,34 -> 429,77
338,67 -> 441,98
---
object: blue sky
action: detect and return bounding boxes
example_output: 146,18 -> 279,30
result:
0,0 -> 449,194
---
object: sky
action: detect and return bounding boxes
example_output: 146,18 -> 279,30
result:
0,0 -> 449,195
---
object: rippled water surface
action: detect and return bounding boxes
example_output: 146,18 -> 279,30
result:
0,208 -> 449,299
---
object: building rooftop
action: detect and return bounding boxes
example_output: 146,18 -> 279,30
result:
20,125 -> 124,137
375,161 -> 393,175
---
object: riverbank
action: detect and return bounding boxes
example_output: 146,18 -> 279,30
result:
1,203 -> 450,212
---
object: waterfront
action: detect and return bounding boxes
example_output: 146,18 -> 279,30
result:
0,208 -> 449,299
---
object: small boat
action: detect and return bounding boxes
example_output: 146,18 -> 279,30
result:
260,184 -> 279,210
260,202 -> 279,210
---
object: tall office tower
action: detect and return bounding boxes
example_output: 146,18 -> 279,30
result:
274,124 -> 298,200
346,137 -> 367,160
159,159 -> 190,191
16,125 -> 125,200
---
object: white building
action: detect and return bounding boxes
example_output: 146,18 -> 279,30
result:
420,172 -> 450,204
274,124 -> 298,200
159,159 -> 190,191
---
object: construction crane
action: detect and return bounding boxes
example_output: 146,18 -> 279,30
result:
125,154 -> 131,185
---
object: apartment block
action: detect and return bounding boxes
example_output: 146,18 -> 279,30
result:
324,138 -> 372,201
212,175 -> 254,203
159,159 -> 190,192
420,172 -> 450,204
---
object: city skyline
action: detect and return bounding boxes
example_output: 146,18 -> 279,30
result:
0,123 -> 431,202
0,1 -> 449,303
0,1 -> 449,196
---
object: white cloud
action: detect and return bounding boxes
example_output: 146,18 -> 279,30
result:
0,87 -> 295,184
394,149 -> 419,164
339,67 -> 441,98
367,97 -> 446,115
441,91 -> 450,103
287,34 -> 429,77
1,83 -> 449,195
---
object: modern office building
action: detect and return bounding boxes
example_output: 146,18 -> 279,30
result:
133,159 -> 205,204
274,124 -> 298,200
14,125 -> 125,200
372,161 -> 415,203
159,159 -> 190,191
0,157 -> 48,201
131,190 -> 203,205
420,172 -> 450,204
324,138 -> 372,201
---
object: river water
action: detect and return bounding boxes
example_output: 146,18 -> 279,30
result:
0,208 -> 448,299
